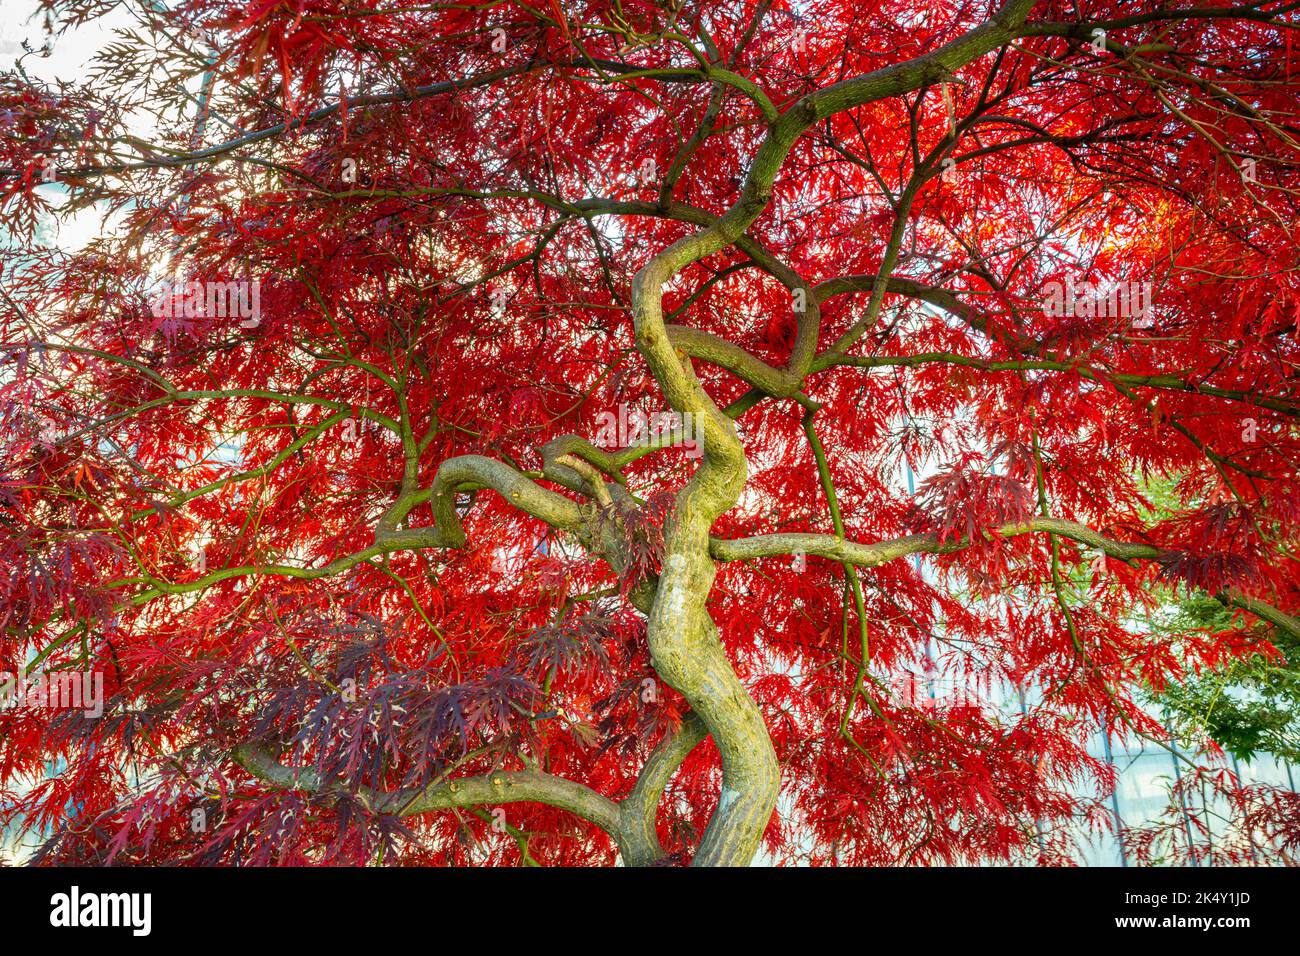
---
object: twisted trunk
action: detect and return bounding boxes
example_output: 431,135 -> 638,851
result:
647,545 -> 780,866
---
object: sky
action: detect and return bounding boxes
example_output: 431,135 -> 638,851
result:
2,0 -> 151,250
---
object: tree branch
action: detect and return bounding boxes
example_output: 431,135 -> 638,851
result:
710,517 -> 1300,640
231,745 -> 623,848
619,712 -> 710,865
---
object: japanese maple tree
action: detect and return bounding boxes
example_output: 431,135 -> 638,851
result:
2,0 -> 1298,867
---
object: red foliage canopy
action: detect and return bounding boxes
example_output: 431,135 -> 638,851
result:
1,0 -> 1298,866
